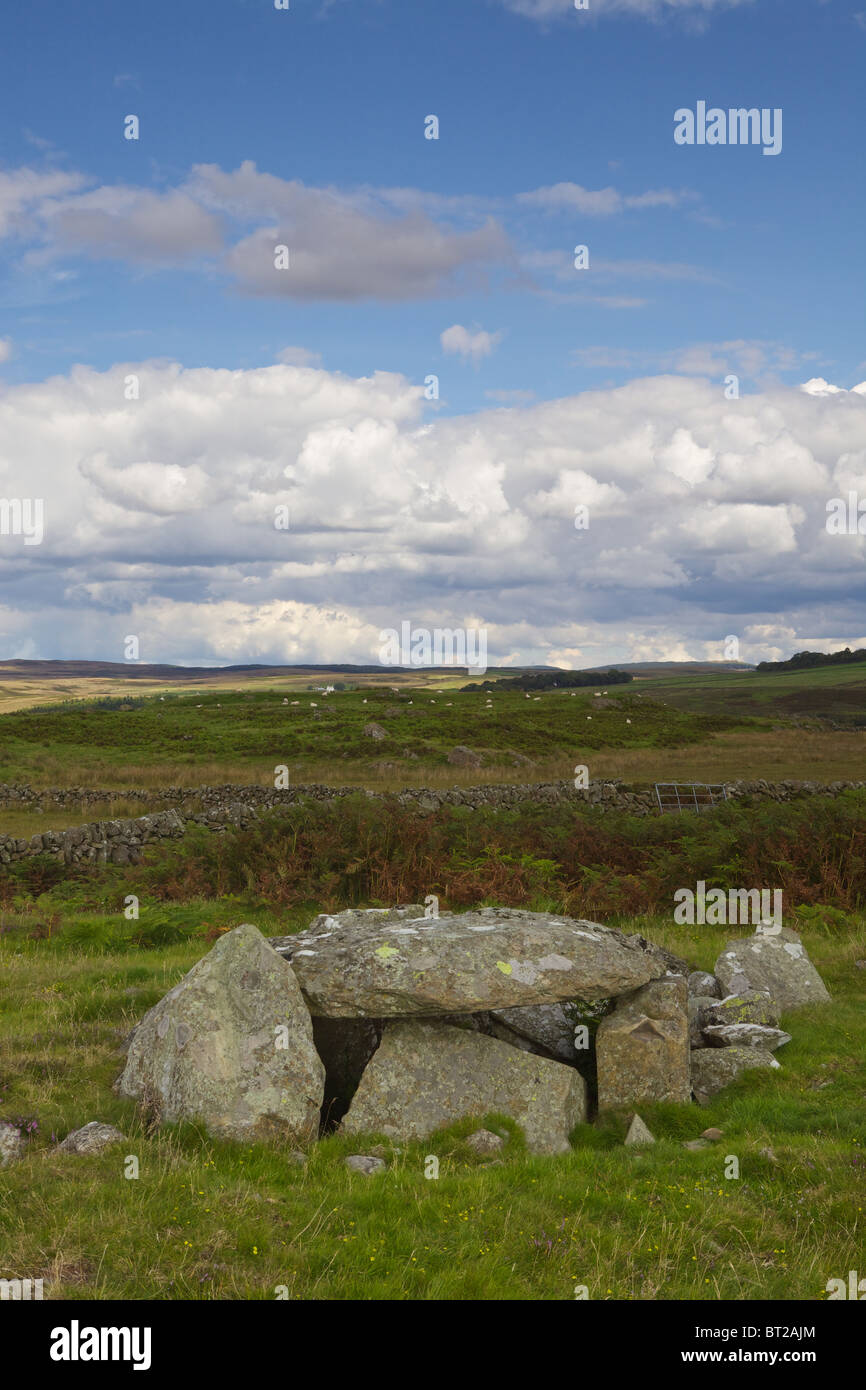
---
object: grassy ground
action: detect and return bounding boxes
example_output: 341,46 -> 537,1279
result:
0,915 -> 862,1300
0,663 -> 863,796
1,663 -> 863,1301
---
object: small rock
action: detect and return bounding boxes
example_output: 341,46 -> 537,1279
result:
708,991 -> 781,1028
344,1154 -> 386,1176
446,745 -> 482,768
759,1145 -> 779,1164
683,1139 -> 709,1151
0,1121 -> 24,1168
703,1023 -> 791,1051
688,994 -> 721,1048
362,723 -> 387,741
288,1151 -> 308,1167
690,1046 -> 780,1105
701,1127 -> 724,1141
58,1122 -> 126,1155
688,971 -> 722,999
465,1128 -> 505,1156
624,1114 -> 655,1148
855,960 -> 866,971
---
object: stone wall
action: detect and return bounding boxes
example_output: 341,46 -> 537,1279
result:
0,777 -> 862,869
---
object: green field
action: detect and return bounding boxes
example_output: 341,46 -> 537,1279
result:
0,663 -> 864,1301
0,659 -> 864,795
1,907 -> 863,1300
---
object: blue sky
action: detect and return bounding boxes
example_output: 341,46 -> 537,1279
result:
0,0 -> 864,666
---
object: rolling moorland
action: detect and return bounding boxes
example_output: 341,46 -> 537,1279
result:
0,660 -> 863,1300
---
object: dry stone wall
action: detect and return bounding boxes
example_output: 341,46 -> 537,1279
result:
0,777 -> 863,868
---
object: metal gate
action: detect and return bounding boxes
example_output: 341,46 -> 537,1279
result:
654,782 -> 728,814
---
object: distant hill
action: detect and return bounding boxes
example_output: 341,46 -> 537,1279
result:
0,658 -> 750,686
0,658 -> 755,681
756,647 -> 866,674
0,659 -> 402,681
582,661 -> 754,675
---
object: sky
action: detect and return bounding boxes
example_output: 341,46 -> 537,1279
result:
0,0 -> 864,668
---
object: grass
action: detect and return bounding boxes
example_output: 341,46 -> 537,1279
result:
0,917 -> 863,1300
0,684 -> 745,788
0,663 -> 863,794
0,660 -> 863,1301
1,787 -> 864,932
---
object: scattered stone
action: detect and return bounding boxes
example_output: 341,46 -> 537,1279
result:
707,991 -> 781,1028
597,976 -> 691,1111
690,1046 -> 780,1105
116,924 -> 324,1143
759,1145 -> 779,1164
624,1114 -> 655,1147
57,1122 -> 126,1155
489,1000 -> 592,1064
362,722 -> 387,741
703,1023 -> 791,1051
688,970 -> 722,999
341,1021 -> 586,1155
855,960 -> 866,971
701,1127 -> 723,1141
0,1121 -> 24,1168
272,906 -> 678,1019
714,929 -> 831,1010
683,1138 -> 709,1152
288,1150 -> 307,1167
465,1128 -> 505,1155
344,1154 -> 386,1176
446,746 -> 482,768
688,994 -> 720,1048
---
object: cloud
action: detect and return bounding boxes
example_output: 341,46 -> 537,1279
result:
277,346 -> 323,368
518,182 -> 696,215
46,186 -> 224,264
77,454 -> 215,515
440,324 -> 502,364
800,377 -> 852,397
486,388 -> 537,405
2,160 -> 701,304
573,340 -> 820,381
500,0 -> 754,20
191,162 -> 512,301
2,359 -> 866,666
0,167 -> 88,240
0,338 -> 12,363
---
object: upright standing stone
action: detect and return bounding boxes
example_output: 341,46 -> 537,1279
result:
341,1020 -> 586,1154
116,924 -> 324,1142
714,929 -> 830,1010
596,976 -> 690,1111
